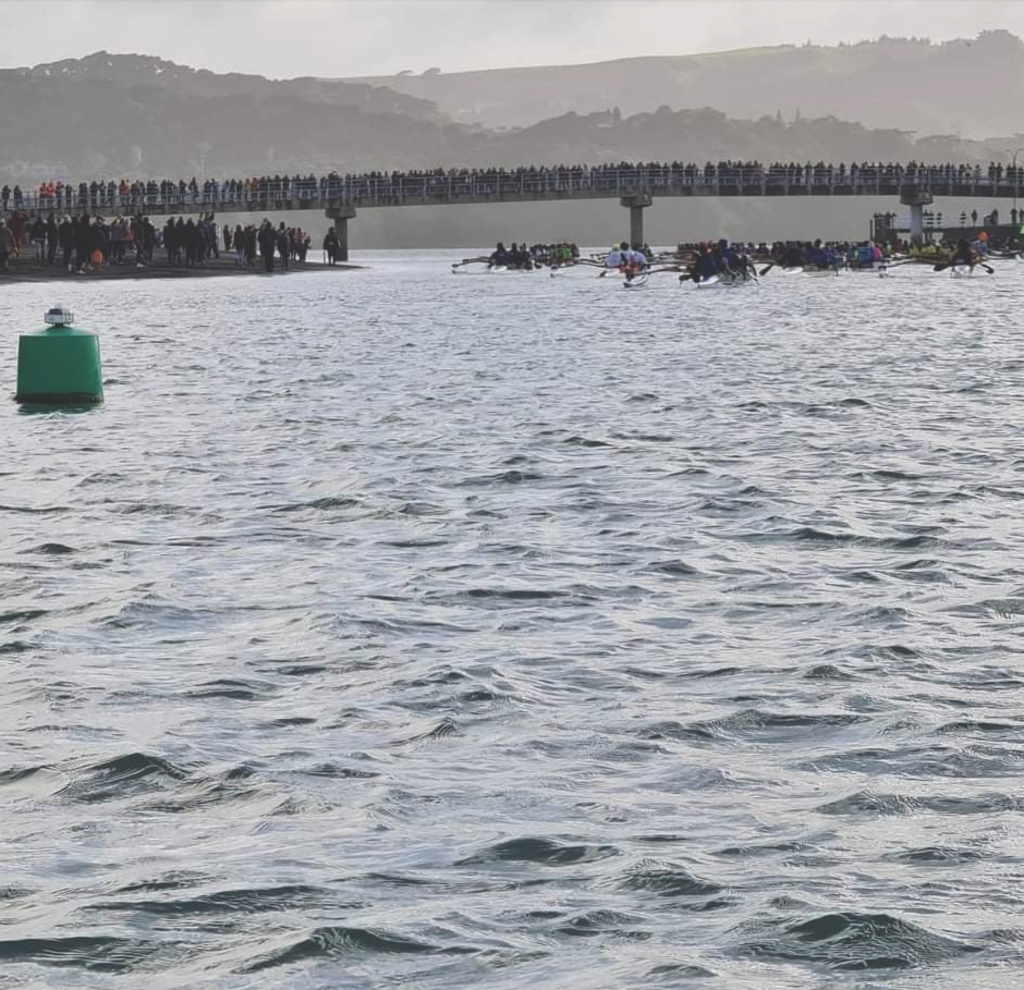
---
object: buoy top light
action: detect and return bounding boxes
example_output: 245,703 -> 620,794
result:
44,304 -> 74,327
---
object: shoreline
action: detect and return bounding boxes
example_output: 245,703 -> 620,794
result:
0,256 -> 361,284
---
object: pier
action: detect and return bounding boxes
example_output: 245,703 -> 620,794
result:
6,162 -> 1022,259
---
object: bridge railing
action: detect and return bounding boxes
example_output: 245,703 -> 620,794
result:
3,166 -> 1020,214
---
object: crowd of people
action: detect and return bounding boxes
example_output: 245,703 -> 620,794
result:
476,231 -> 1000,280
225,221 -> 313,271
2,155 -> 1016,279
3,159 -> 1024,215
486,241 -> 581,270
674,235 -> 998,274
602,242 -> 653,275
673,238 -> 891,273
0,208 -> 317,276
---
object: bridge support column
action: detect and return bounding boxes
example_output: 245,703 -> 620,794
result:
620,193 -> 652,248
900,189 -> 933,245
325,204 -> 357,262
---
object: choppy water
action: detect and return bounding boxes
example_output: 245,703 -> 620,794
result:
2,253 -> 1024,988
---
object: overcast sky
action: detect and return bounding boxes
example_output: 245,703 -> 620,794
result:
2,0 -> 1023,78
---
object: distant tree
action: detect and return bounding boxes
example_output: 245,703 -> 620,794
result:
423,67 -> 441,76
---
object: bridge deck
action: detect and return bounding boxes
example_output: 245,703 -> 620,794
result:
6,169 -> 1021,217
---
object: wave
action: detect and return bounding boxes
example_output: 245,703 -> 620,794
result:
731,910 -> 982,970
614,858 -> 725,898
87,883 -> 330,916
57,752 -> 189,804
0,935 -> 157,973
817,789 -> 1024,816
456,836 -> 619,867
240,925 -> 471,972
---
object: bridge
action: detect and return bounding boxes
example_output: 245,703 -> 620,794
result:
7,163 -> 1021,259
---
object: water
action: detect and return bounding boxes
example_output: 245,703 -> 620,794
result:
2,253 -> 1024,988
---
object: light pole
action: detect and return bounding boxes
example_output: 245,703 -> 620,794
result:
1004,147 -> 1024,219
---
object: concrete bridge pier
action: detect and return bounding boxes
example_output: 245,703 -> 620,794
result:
325,203 -> 357,261
900,189 -> 934,244
620,193 -> 652,248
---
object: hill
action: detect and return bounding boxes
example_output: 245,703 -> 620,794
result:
0,51 -> 1018,184
1,51 -> 1022,249
16,51 -> 443,121
347,30 -> 1024,139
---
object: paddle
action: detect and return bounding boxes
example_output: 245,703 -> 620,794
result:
933,260 -> 995,274
758,263 -> 775,276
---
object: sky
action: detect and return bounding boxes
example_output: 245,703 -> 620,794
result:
1,0 -> 1023,78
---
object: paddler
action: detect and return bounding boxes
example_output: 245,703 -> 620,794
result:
691,243 -> 720,282
721,239 -> 754,280
948,237 -> 974,271
731,243 -> 756,279
489,241 -> 510,268
604,242 -> 624,269
713,239 -> 734,280
623,243 -> 647,278
805,238 -> 829,270
781,242 -> 804,269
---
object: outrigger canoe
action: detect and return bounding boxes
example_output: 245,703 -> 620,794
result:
689,273 -> 757,289
778,266 -> 836,277
452,263 -> 542,275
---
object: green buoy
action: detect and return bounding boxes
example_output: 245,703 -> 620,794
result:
15,305 -> 104,405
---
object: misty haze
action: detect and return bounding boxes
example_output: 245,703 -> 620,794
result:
2,27 -> 1024,245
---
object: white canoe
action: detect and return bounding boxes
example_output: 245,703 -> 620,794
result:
452,264 -> 540,275
691,274 -> 755,289
779,266 -> 838,277
694,275 -> 720,288
623,273 -> 649,289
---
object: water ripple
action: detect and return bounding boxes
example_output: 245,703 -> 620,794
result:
1,256 -> 1022,988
